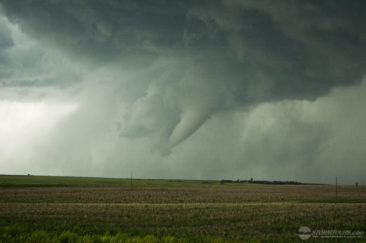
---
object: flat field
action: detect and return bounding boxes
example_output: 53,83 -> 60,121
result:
0,175 -> 365,242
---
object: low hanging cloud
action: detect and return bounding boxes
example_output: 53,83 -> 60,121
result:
0,1 -> 365,183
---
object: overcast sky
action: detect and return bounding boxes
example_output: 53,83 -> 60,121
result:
0,0 -> 365,184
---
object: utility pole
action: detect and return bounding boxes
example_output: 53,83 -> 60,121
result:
335,176 -> 338,201
130,171 -> 133,190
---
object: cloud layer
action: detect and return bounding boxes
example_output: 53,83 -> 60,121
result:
0,1 -> 365,183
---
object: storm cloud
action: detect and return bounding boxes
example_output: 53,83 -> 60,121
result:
0,1 -> 365,183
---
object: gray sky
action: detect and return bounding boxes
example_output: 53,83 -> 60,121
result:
0,0 -> 365,184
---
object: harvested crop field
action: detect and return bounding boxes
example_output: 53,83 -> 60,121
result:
0,175 -> 365,242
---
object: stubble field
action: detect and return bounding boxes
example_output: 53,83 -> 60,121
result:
0,175 -> 365,242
